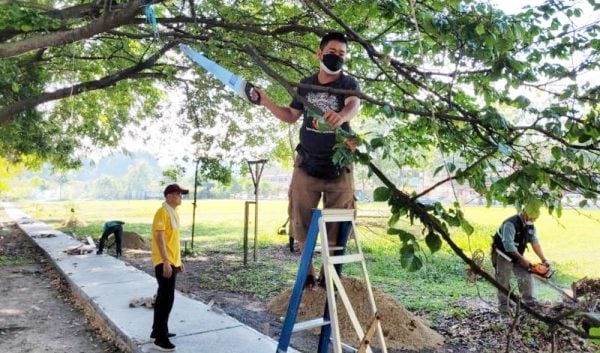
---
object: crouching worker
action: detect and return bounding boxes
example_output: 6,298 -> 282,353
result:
96,220 -> 125,257
491,206 -> 549,315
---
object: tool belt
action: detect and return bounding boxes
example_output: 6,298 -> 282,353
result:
296,145 -> 348,180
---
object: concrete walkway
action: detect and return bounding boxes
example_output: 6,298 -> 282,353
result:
3,203 -> 299,353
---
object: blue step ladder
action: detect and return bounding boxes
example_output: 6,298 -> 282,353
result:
276,209 -> 388,353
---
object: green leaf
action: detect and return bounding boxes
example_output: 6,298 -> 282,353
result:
514,95 -> 530,108
461,219 -> 474,235
396,228 -> 416,243
524,199 -> 543,218
11,82 -> 19,93
382,104 -> 394,116
556,202 -> 563,217
446,162 -> 456,173
425,232 -> 442,253
373,186 -> 390,202
388,212 -> 400,226
400,244 -> 423,271
370,137 -> 385,149
476,23 -> 485,35
551,146 -> 561,160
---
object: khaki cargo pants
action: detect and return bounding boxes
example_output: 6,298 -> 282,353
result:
289,155 -> 354,245
492,249 -> 535,311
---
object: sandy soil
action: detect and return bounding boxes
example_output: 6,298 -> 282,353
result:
0,221 -> 122,353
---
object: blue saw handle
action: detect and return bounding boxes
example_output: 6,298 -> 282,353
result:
244,82 -> 261,105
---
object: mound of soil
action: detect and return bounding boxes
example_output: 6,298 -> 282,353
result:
267,277 -> 444,351
62,217 -> 87,227
122,231 -> 149,249
103,231 -> 149,250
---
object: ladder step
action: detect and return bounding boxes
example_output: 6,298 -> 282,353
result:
329,253 -> 364,265
341,341 -> 359,352
320,209 -> 355,223
314,246 -> 345,253
293,318 -> 330,332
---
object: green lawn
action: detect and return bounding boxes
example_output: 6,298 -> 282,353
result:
14,199 -> 600,313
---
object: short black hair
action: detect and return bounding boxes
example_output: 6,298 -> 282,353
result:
320,32 -> 347,49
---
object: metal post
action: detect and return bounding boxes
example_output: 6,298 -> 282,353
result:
191,158 -> 200,251
245,159 -> 267,263
253,177 -> 259,262
243,201 -> 254,265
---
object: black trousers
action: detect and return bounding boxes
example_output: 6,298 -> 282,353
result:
152,264 -> 177,340
97,224 -> 123,256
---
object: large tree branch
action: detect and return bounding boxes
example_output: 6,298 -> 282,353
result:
0,0 -> 149,58
0,1 -> 99,41
129,15 -> 328,37
0,41 -> 177,125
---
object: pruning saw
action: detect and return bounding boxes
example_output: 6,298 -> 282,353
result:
179,44 -> 261,105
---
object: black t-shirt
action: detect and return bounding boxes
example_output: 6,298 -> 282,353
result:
290,73 -> 360,156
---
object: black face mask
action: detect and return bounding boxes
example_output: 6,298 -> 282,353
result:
322,53 -> 344,73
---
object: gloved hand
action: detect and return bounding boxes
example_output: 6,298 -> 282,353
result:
529,262 -> 552,278
542,259 -> 550,268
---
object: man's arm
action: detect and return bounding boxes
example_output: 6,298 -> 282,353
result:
154,230 -> 173,278
531,242 -> 547,263
509,251 -> 532,269
254,88 -> 302,124
324,96 -> 361,128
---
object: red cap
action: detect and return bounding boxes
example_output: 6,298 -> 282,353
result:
163,184 -> 189,197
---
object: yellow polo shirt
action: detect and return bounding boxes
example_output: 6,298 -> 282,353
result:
151,206 -> 182,267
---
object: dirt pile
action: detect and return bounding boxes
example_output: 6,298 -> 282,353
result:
267,277 -> 444,351
572,277 -> 600,298
122,231 -> 149,249
100,231 -> 149,250
62,217 -> 87,227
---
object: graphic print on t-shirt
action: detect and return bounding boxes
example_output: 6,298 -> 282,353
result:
306,92 -> 339,133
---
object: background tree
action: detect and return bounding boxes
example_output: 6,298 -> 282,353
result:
123,160 -> 157,199
0,158 -> 24,192
92,175 -> 122,200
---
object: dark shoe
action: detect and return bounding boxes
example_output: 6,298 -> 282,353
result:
304,274 -> 316,289
96,250 -> 103,255
150,332 -> 176,341
153,339 -> 176,351
317,274 -> 326,289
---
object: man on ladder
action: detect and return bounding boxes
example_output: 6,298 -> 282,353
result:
254,31 -> 361,288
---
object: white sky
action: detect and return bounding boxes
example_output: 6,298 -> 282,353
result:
491,0 -> 545,14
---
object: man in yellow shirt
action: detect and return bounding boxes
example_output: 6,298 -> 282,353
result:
150,184 -> 188,352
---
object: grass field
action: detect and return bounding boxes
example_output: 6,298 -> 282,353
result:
14,199 -> 600,313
